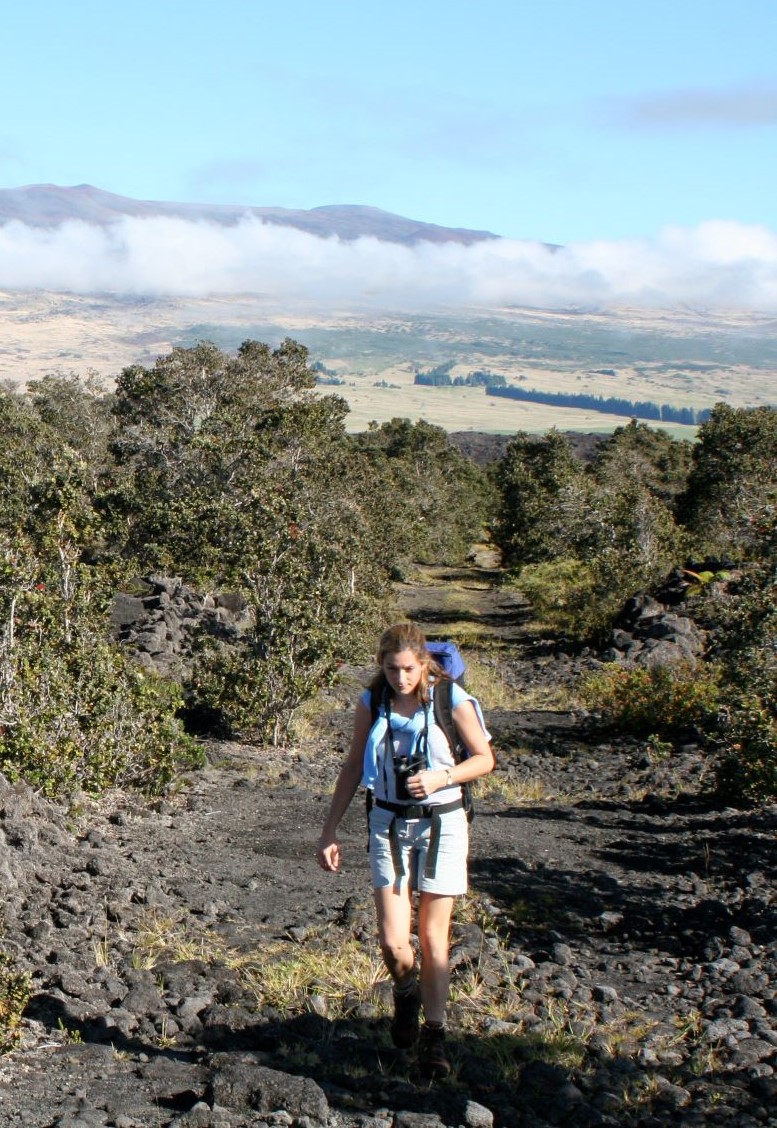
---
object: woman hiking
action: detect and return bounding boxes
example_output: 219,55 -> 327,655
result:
316,622 -> 494,1078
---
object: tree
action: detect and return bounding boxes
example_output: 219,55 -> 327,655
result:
106,339 -> 390,742
353,418 -> 490,568
492,425 -> 686,640
590,419 -> 693,509
678,404 -> 777,558
105,338 -> 327,575
490,430 -> 584,567
0,410 -> 198,794
26,372 -> 113,488
705,516 -> 777,801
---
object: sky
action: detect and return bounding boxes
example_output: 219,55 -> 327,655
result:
2,0 -> 777,309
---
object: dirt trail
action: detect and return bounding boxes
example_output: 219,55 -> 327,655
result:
0,562 -> 772,1127
392,555 -> 531,646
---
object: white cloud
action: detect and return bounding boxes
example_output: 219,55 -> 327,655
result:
1,214 -> 777,311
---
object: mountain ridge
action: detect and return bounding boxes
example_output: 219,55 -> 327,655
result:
0,183 -> 499,246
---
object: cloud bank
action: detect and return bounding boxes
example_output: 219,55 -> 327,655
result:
1,215 -> 777,311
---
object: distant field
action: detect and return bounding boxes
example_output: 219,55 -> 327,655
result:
1,290 -> 774,436
323,366 -> 700,437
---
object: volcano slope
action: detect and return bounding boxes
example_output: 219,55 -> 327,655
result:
0,563 -> 773,1128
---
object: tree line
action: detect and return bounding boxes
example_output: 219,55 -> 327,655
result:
486,384 -> 713,425
413,367 -> 714,424
414,364 -> 508,388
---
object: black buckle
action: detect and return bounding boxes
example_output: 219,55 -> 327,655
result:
402,804 -> 426,819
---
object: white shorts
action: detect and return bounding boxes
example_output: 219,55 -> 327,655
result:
368,804 -> 469,896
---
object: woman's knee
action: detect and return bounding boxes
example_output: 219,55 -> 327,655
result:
418,927 -> 449,964
418,894 -> 453,939
379,936 -> 410,960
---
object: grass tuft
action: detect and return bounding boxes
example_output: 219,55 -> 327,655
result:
0,954 -> 30,1053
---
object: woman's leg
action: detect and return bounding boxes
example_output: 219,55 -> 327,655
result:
417,892 -> 455,1024
374,885 -> 415,985
375,884 -> 420,1048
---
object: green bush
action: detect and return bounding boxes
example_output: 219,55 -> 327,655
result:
700,524 -> 776,802
187,633 -> 330,746
0,632 -> 202,796
492,424 -> 687,645
515,548 -> 675,644
0,513 -> 202,797
516,558 -> 613,641
187,573 -> 378,745
678,404 -> 777,558
714,697 -> 777,803
580,662 -> 721,737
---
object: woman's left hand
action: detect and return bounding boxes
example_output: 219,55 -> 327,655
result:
406,769 -> 445,799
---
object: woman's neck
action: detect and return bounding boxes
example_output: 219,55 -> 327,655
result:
390,689 -> 422,718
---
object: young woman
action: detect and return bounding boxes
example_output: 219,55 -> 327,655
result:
316,622 -> 494,1078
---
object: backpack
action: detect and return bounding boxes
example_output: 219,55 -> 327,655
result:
369,639 -> 477,820
426,640 -> 467,684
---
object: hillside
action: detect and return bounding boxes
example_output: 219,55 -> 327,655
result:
0,185 -> 774,434
0,184 -> 498,246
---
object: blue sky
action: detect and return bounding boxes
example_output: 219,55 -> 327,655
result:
2,0 -> 776,243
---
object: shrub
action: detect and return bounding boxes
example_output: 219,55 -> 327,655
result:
515,558 -> 616,642
491,430 -> 583,567
701,523 -> 776,802
579,662 -> 721,737
713,697 -> 777,803
0,632 -> 202,796
678,404 -> 777,558
0,549 -> 202,796
186,631 -> 333,747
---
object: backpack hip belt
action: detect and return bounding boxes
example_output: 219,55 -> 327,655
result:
373,796 -> 463,819
371,796 -> 464,881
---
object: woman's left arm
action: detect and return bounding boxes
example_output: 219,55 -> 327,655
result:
450,699 -> 495,781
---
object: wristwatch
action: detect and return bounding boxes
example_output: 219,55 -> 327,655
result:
445,768 -> 454,787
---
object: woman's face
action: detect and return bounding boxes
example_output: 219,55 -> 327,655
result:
382,647 -> 425,697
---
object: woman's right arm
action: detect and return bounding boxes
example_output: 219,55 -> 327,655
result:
316,698 -> 373,872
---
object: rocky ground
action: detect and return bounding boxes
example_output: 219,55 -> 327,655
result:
0,564 -> 774,1128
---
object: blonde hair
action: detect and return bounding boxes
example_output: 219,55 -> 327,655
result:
370,622 -> 445,704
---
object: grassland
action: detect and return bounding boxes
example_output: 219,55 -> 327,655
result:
1,290 -> 774,435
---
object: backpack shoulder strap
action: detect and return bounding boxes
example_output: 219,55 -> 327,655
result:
432,678 -> 464,763
369,680 -> 390,726
432,678 -> 475,823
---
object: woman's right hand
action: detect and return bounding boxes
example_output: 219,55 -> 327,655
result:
316,836 -> 341,872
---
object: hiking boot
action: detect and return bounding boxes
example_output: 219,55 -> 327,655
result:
390,982 -> 420,1048
418,1022 -> 452,1078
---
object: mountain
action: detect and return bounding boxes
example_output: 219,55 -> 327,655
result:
0,183 -> 498,246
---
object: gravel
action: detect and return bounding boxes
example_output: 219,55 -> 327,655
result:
0,569 -> 773,1128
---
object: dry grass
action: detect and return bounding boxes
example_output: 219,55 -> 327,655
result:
0,955 -> 31,1053
6,290 -> 771,434
125,898 -> 718,1104
131,911 -> 223,969
462,655 -> 524,712
239,939 -> 388,1018
291,692 -> 343,741
130,910 -> 389,1021
475,772 -> 556,806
